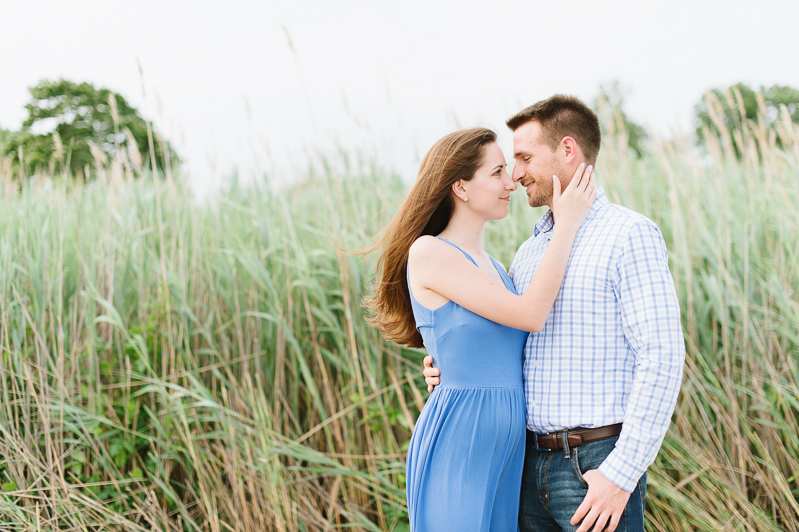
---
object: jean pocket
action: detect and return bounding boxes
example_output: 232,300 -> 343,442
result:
572,447 -> 587,486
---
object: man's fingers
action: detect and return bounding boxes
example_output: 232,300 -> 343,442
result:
607,511 -> 622,532
575,507 -> 600,532
423,367 -> 440,378
423,356 -> 439,389
592,511 -> 611,532
423,356 -> 438,392
571,497 -> 591,525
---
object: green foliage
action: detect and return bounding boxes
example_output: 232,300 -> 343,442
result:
595,81 -> 649,158
694,82 -> 799,153
0,127 -> 10,153
0,125 -> 797,529
0,79 -> 178,177
2,129 -> 56,171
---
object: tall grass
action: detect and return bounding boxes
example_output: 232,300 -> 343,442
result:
0,94 -> 797,531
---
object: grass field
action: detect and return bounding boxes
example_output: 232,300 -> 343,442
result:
0,100 -> 798,531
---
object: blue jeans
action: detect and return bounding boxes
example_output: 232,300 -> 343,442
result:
519,435 -> 647,532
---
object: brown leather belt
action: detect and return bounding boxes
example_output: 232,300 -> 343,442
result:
527,423 -> 623,452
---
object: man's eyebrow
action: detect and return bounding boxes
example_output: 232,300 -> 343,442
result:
513,151 -> 530,158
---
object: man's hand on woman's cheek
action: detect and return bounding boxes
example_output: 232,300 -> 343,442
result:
422,355 -> 440,393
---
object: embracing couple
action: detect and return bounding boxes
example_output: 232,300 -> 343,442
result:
367,95 -> 685,532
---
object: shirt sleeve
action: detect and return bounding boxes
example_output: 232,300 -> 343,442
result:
598,220 -> 685,492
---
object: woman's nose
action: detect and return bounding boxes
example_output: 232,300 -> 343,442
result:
505,171 -> 517,190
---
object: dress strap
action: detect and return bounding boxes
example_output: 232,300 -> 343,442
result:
435,237 -> 478,267
487,254 -> 516,293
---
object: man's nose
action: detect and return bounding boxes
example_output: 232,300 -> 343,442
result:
504,172 -> 517,190
511,164 -> 524,182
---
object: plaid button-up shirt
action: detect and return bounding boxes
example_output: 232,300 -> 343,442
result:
508,188 -> 685,492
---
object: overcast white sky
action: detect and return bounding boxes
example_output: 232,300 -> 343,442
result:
2,0 -> 798,195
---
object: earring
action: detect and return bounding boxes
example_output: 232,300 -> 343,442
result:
464,196 -> 468,202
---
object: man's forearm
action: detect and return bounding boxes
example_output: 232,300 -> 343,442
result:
597,343 -> 684,491
601,220 -> 686,492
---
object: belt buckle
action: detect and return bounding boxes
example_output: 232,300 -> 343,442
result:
533,432 -> 552,452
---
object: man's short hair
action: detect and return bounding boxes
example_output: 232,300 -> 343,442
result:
506,95 -> 601,164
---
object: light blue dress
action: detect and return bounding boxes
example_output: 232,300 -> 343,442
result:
406,237 -> 529,532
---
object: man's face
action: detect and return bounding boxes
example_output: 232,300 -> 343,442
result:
511,121 -> 565,208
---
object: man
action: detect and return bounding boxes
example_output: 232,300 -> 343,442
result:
422,95 -> 685,532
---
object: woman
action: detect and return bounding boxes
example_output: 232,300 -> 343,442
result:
366,128 -> 595,531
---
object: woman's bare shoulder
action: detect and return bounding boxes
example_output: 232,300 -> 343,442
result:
409,234 -> 438,254
409,235 -> 459,265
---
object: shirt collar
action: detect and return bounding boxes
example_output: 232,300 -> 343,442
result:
533,187 -> 609,237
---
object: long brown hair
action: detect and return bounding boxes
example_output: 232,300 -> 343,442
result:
364,127 -> 497,348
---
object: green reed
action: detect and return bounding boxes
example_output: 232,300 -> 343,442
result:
0,96 -> 797,531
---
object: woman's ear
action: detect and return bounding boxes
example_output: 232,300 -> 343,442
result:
451,180 -> 469,202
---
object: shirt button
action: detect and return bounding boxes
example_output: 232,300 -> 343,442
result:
531,401 -> 537,408
533,361 -> 539,368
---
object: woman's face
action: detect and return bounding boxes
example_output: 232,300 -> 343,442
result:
460,142 -> 516,220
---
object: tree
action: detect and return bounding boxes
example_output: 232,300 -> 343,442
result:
593,81 -> 648,158
694,82 -> 799,152
0,127 -> 10,155
0,79 -> 178,177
